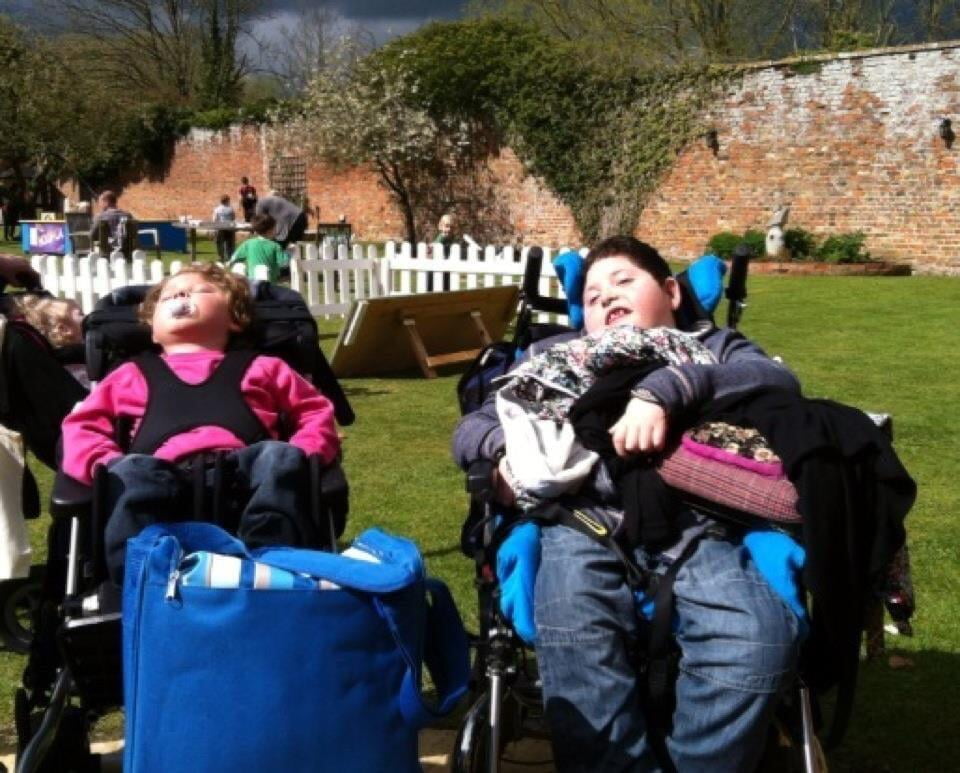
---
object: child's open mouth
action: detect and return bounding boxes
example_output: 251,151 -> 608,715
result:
605,308 -> 629,326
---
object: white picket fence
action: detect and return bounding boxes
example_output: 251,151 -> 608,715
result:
29,241 -> 586,319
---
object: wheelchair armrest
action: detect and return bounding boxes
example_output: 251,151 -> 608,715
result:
50,468 -> 95,520
310,455 -> 349,545
466,459 -> 495,499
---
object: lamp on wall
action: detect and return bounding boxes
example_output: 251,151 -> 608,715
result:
704,128 -> 720,156
939,118 -> 955,148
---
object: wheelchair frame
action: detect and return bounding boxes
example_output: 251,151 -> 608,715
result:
450,245 -> 835,773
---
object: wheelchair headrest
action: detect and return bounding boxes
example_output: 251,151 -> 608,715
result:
84,280 -> 354,425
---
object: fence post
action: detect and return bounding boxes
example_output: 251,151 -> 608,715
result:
380,242 -> 394,296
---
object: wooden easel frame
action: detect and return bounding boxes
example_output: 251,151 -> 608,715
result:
331,286 -> 519,378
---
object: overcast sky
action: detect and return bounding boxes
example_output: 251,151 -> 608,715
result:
255,0 -> 466,45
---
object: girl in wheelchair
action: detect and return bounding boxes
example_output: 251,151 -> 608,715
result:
453,236 -> 804,772
62,263 -> 341,584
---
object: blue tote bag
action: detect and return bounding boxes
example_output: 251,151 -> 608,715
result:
122,522 -> 470,773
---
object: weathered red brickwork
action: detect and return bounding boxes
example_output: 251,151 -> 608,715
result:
64,42 -> 960,273
638,42 -> 960,274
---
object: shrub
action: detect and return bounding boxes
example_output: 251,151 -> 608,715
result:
816,232 -> 871,263
705,231 -> 741,260
783,227 -> 817,261
742,229 -> 766,260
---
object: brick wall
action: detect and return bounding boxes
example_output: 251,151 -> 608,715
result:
64,127 -> 580,248
65,41 -> 960,273
638,41 -> 960,274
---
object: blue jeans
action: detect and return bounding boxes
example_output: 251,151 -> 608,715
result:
103,441 -> 310,584
534,523 -> 800,772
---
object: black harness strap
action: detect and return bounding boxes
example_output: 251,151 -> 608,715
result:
128,350 -> 269,455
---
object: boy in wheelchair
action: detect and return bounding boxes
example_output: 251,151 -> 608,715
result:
453,236 -> 805,771
61,263 -> 341,584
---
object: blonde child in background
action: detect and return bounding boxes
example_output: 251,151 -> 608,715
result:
6,295 -> 89,387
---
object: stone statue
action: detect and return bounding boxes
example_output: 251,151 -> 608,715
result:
765,205 -> 790,259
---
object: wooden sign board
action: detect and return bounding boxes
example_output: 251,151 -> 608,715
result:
331,286 -> 519,378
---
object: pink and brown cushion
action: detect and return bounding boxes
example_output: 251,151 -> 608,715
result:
657,432 -> 801,523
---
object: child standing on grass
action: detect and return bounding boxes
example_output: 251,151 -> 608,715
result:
229,214 -> 289,282
212,194 -> 236,263
62,263 -> 340,583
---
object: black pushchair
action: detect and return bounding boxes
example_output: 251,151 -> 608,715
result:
451,246 -> 913,773
0,281 -> 89,655
12,279 -> 354,773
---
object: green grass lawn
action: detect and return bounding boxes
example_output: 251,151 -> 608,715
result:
1,233 -> 958,768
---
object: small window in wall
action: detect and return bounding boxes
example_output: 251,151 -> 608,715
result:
268,156 -> 307,205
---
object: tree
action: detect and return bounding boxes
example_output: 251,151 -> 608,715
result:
263,1 -> 375,98
468,0 -> 797,63
281,48 -> 491,243
197,0 -> 247,108
37,0 -> 256,106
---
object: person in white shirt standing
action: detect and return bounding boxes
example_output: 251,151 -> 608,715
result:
212,194 -> 236,263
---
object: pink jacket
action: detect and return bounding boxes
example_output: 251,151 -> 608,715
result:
62,351 -> 340,484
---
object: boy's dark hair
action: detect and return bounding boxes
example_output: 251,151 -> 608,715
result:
241,176 -> 249,184
220,194 -> 230,205
139,262 -> 254,331
584,236 -> 672,284
99,190 -> 118,208
250,214 -> 275,235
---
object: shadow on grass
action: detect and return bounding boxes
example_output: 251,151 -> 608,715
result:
340,385 -> 394,398
421,543 -> 462,559
826,648 -> 960,772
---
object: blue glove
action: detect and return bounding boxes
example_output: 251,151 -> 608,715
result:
743,531 -> 809,637
687,254 -> 727,313
496,522 -> 542,644
552,250 -> 586,330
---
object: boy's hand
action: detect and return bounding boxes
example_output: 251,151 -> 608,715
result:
609,397 -> 669,457
492,456 -> 517,507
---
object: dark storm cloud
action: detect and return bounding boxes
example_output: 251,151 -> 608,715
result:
258,0 -> 463,22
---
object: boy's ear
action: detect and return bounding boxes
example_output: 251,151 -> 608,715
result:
664,276 -> 683,311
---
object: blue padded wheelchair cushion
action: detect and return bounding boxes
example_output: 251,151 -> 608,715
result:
552,251 -> 586,330
743,530 -> 808,635
687,254 -> 727,313
496,522 -> 541,644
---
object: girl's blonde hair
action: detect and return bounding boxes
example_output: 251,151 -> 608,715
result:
8,295 -> 82,348
139,263 -> 253,330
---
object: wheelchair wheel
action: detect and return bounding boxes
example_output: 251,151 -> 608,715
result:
0,570 -> 43,654
452,691 -> 493,773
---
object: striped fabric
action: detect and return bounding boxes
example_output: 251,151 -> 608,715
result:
179,546 -> 380,591
658,443 -> 800,523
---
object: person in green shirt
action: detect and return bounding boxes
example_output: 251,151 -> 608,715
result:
229,214 -> 290,282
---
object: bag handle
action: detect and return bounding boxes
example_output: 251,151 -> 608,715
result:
148,524 -> 422,594
390,578 -> 470,729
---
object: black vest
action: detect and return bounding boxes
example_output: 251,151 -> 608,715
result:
128,350 -> 270,455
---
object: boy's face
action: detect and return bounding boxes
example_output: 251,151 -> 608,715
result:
583,255 -> 681,335
439,216 -> 454,236
151,272 -> 238,352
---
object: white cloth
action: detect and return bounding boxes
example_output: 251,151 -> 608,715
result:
0,426 -> 32,580
496,388 -> 598,500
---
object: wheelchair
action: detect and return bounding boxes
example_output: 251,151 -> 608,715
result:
0,283 -> 89,655
12,279 -> 355,773
451,247 -> 915,773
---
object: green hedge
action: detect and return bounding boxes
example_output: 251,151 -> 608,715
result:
706,227 -> 872,262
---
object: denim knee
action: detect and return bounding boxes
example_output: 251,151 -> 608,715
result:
672,539 -> 800,694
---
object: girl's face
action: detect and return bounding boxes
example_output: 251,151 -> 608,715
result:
582,255 -> 681,335
151,272 -> 238,352
48,300 -> 84,345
